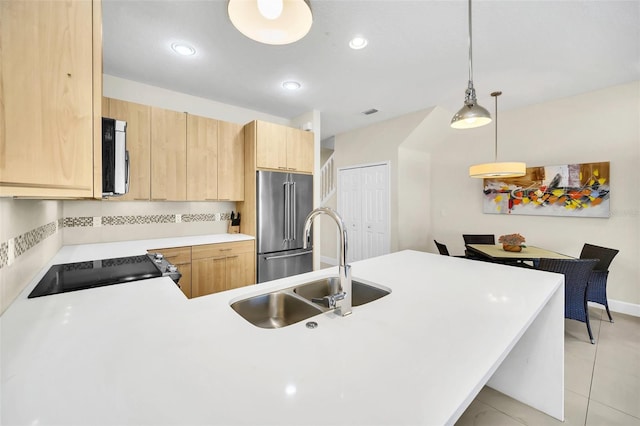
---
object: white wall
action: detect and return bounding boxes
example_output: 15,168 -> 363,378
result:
398,147 -> 431,251
328,107 -> 439,261
431,81 -> 640,309
104,75 -> 291,126
328,81 -> 638,311
0,199 -> 63,313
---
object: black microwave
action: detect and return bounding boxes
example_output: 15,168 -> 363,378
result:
102,117 -> 129,197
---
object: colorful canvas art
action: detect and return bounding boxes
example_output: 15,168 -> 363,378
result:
482,162 -> 610,217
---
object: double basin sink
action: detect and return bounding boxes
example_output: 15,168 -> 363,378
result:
231,277 -> 391,329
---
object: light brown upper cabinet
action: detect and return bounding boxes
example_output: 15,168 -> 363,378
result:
103,98 -> 151,201
217,121 -> 245,201
286,126 -> 314,174
187,114 -> 219,201
0,0 -> 102,198
254,121 -> 314,174
255,121 -> 287,171
187,116 -> 244,201
150,107 -> 187,201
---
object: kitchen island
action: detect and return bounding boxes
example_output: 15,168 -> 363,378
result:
1,245 -> 564,425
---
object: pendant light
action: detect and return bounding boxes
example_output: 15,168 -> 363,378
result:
451,0 -> 492,129
228,0 -> 312,46
469,91 -> 526,178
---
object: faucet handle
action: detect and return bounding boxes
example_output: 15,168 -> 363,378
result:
311,296 -> 332,308
311,292 -> 346,309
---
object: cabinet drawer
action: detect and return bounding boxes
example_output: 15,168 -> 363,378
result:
148,246 -> 192,264
192,240 -> 254,260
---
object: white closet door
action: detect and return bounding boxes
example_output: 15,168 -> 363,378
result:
339,167 -> 363,263
361,164 -> 389,259
338,163 -> 389,263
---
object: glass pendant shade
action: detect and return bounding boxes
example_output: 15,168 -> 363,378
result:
228,0 -> 312,45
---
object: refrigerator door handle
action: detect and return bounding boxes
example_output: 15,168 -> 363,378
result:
265,249 -> 313,261
284,182 -> 290,241
291,181 -> 297,241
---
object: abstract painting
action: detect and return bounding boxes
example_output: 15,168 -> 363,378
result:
482,162 -> 610,217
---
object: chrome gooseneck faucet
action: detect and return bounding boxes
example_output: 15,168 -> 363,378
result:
303,207 -> 352,317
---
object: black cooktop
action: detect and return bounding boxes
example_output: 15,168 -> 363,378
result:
28,255 -> 162,298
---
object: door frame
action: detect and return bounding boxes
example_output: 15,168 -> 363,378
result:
337,161 -> 391,262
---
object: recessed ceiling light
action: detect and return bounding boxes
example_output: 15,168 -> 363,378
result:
349,36 -> 368,50
282,80 -> 301,90
171,43 -> 196,56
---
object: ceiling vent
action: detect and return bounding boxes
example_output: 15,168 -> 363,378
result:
362,108 -> 378,115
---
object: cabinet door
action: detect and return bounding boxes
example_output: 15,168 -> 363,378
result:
225,255 -> 242,291
286,127 -> 314,173
255,121 -> 287,171
0,0 -> 99,198
150,107 -> 187,201
105,98 -> 151,201
186,114 -> 218,201
218,121 -> 245,201
192,257 -> 226,298
236,252 -> 256,288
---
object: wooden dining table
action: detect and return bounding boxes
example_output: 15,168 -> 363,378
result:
466,244 -> 574,263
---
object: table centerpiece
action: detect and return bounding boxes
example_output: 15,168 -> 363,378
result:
498,233 -> 526,252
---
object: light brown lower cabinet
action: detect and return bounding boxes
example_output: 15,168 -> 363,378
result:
191,240 -> 255,298
149,240 -> 254,299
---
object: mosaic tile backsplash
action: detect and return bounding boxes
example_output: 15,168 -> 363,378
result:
0,212 -> 233,270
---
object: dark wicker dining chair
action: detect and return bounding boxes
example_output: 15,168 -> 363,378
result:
538,258 -> 599,344
462,234 -> 496,260
434,240 -> 465,258
434,240 -> 450,256
579,243 -> 620,322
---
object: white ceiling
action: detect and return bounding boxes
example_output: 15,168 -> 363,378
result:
103,0 -> 640,140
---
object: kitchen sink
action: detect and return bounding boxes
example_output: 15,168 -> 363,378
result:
231,277 -> 391,329
230,291 -> 323,329
293,277 -> 391,306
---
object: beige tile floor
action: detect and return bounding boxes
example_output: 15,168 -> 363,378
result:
456,308 -> 640,426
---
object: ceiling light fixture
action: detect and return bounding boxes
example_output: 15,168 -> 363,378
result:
257,0 -> 283,20
451,0 -> 492,129
349,36 -> 368,50
228,0 -> 312,45
171,43 -> 196,56
469,91 -> 526,178
282,80 -> 301,90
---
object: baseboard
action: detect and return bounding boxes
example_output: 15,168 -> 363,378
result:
320,256 -> 338,266
589,299 -> 640,318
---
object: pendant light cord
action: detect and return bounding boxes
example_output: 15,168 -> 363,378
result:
468,0 -> 473,84
492,91 -> 502,161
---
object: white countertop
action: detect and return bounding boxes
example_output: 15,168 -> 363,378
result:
52,233 -> 255,263
0,245 -> 564,426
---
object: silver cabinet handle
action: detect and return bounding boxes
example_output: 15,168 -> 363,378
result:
125,150 -> 130,194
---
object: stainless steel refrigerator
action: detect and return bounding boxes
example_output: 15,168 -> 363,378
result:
256,171 -> 313,283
